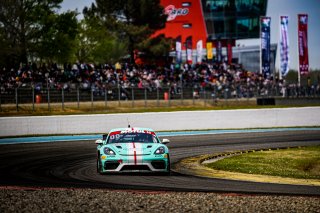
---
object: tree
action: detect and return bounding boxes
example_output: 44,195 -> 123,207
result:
84,0 -> 168,64
75,16 -> 127,64
0,0 -> 78,67
140,34 -> 172,59
37,11 -> 78,64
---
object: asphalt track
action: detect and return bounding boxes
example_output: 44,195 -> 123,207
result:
1,130 -> 320,196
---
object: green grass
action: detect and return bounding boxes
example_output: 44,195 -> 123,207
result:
205,146 -> 320,179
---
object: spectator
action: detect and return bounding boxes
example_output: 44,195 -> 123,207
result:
1,61 -> 318,99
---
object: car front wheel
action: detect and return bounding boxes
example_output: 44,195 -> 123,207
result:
166,155 -> 171,175
97,152 -> 102,174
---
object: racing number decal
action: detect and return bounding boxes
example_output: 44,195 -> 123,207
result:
109,134 -> 120,140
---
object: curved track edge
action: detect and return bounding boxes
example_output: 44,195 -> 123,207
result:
173,147 -> 320,186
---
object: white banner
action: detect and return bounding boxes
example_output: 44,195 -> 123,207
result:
176,36 -> 182,63
196,40 -> 203,63
280,16 -> 289,77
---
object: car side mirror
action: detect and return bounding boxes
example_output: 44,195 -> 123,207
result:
95,139 -> 103,145
162,139 -> 170,144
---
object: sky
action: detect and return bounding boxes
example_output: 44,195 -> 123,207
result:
60,0 -> 320,70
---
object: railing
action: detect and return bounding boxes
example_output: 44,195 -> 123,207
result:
1,83 -> 320,112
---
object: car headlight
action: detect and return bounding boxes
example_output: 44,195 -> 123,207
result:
104,147 -> 116,155
154,146 -> 166,154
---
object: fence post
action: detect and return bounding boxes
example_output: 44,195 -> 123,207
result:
0,84 -> 2,112
225,88 -> 229,107
212,90 -> 215,105
77,85 -> 80,109
62,87 -> 65,110
15,87 -> 19,112
181,86 -> 183,105
131,87 -> 134,108
32,86 -> 35,112
168,88 -> 171,107
144,88 -> 147,107
105,87 -> 108,109
235,83 -> 239,103
91,89 -> 94,110
118,86 -> 121,107
246,84 -> 250,104
157,87 -> 159,107
192,87 -> 195,106
47,87 -> 51,112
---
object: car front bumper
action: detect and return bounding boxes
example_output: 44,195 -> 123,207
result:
100,154 -> 169,173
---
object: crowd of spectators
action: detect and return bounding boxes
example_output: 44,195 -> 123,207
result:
1,61 -> 319,99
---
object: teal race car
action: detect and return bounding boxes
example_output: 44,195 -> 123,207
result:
96,127 -> 170,174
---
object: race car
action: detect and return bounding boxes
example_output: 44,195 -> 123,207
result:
96,127 -> 170,174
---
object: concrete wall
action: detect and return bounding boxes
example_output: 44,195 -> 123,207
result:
1,107 -> 319,137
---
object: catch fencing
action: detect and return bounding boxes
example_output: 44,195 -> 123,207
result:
1,83 -> 320,111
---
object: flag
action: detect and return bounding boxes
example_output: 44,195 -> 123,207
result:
280,16 -> 289,77
216,40 -> 222,63
298,14 -> 309,75
186,36 -> 192,64
206,41 -> 213,60
260,16 -> 271,78
196,40 -> 203,63
175,36 -> 182,64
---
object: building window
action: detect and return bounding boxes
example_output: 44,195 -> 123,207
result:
183,23 -> 192,28
182,2 -> 191,7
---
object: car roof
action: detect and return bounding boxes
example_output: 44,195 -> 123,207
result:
109,127 -> 155,133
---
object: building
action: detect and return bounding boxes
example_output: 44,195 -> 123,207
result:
233,44 -> 277,73
154,0 -> 274,73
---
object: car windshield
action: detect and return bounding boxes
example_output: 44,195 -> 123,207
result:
107,131 -> 159,144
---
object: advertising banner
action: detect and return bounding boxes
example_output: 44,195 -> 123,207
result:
260,16 -> 271,78
186,36 -> 192,64
206,41 -> 213,60
196,40 -> 203,63
298,14 -> 309,75
216,40 -> 222,63
175,36 -> 182,64
280,16 -> 289,77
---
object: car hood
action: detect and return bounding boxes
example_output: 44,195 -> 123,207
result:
106,143 -> 161,155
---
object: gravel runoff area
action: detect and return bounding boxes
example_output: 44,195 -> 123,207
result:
1,188 -> 319,213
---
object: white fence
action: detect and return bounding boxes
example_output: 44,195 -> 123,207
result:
1,107 -> 320,137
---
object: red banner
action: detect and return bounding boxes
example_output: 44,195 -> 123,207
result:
298,14 -> 309,75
